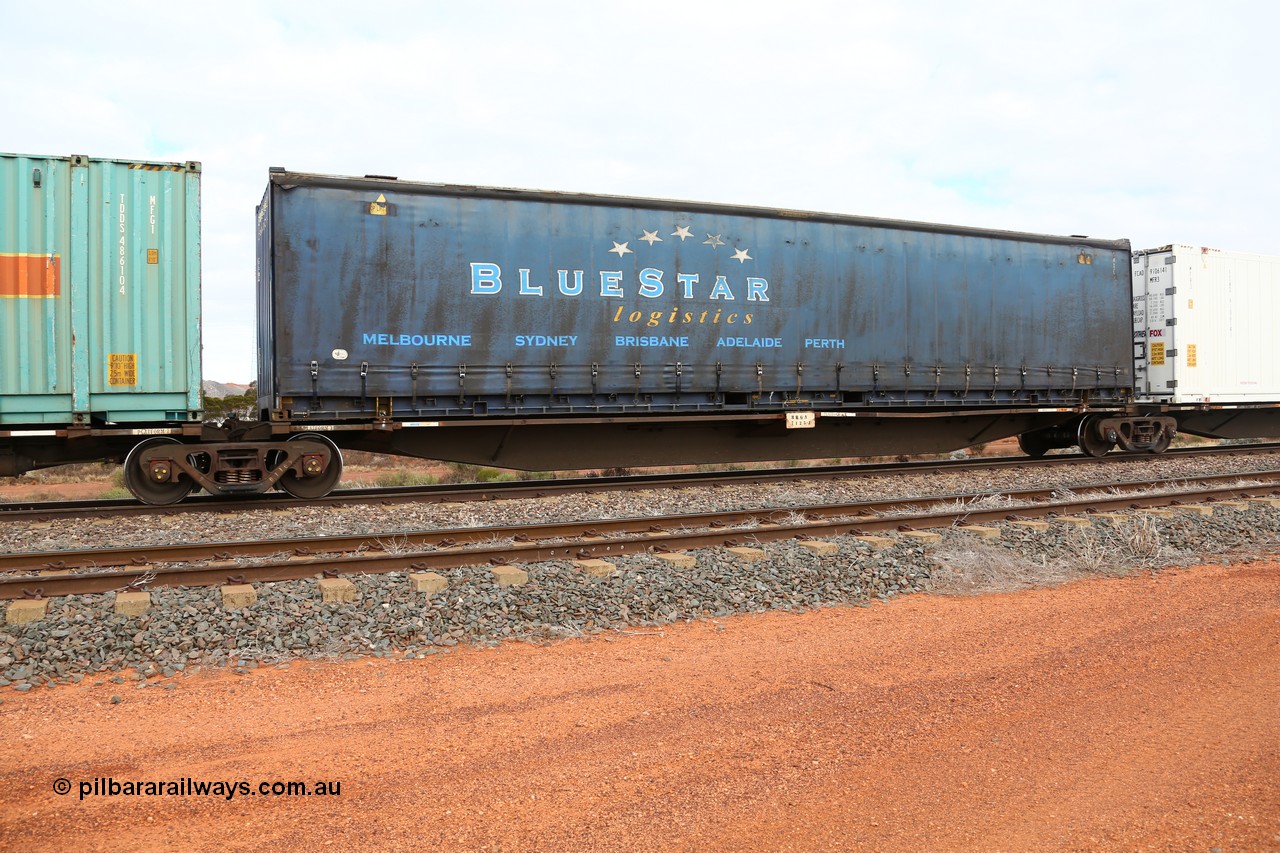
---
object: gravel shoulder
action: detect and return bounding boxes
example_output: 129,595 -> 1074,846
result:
1,560 -> 1276,851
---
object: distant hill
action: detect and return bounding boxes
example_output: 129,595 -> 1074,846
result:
202,380 -> 252,398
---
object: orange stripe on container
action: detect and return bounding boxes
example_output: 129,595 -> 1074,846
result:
0,254 -> 61,297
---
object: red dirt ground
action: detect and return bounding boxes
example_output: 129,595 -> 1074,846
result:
1,561 -> 1276,851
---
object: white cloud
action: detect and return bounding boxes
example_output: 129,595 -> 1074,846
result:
3,0 -> 1277,380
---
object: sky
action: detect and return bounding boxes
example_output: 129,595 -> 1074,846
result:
3,0 -> 1278,382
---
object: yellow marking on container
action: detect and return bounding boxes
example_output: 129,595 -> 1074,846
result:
147,249 -> 159,264
108,353 -> 138,386
1077,252 -> 1092,265
1150,341 -> 1165,366
1186,344 -> 1197,367
369,194 -> 388,216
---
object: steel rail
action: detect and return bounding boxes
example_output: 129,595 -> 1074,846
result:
5,469 -> 1280,575
4,478 -> 1278,600
2,442 -> 1279,521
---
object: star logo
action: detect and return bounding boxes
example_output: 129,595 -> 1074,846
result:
639,230 -> 663,246
731,248 -> 753,263
608,241 -> 633,257
703,234 -> 725,249
671,225 -> 693,241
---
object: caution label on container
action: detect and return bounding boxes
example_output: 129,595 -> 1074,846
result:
1186,344 -> 1197,367
1150,342 -> 1165,366
108,353 -> 138,386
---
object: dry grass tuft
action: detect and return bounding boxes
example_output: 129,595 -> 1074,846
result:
927,516 -> 1172,595
925,546 -> 1077,595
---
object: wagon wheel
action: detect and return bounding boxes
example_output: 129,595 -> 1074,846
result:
123,437 -> 196,505
277,433 -> 344,499
1076,418 -> 1115,458
1017,431 -> 1050,458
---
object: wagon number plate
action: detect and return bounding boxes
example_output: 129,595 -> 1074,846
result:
785,412 -> 816,429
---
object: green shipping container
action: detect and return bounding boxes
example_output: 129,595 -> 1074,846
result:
0,153 -> 201,425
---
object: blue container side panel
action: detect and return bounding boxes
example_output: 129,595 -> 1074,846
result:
260,175 -> 1133,417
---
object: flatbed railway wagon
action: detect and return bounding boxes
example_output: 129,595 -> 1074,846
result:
3,158 -> 1171,503
255,170 -> 1161,473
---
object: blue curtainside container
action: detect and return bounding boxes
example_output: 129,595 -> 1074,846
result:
0,153 -> 202,425
257,170 -> 1132,419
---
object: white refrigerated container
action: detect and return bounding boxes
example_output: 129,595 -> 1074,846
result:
1132,244 -> 1280,403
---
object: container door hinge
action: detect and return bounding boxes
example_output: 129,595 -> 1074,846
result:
1165,349 -> 1177,357
1164,287 -> 1176,295
1165,318 -> 1177,326
1166,380 -> 1178,388
1165,255 -> 1176,264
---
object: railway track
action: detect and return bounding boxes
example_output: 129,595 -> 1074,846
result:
5,468 -> 1278,601
2,442 -> 1278,521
